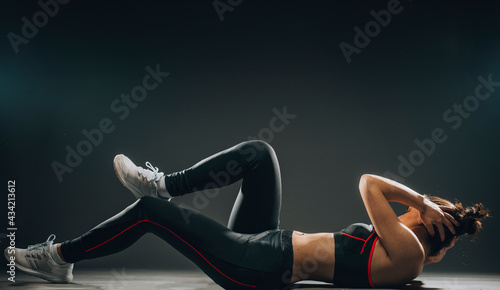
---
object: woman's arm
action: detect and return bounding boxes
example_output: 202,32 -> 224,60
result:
358,174 -> 424,265
358,174 -> 459,285
359,174 -> 457,241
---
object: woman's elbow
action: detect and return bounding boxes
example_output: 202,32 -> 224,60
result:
359,174 -> 373,191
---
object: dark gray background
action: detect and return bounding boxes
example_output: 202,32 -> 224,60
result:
1,0 -> 499,275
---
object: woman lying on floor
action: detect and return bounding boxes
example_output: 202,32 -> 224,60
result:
6,141 -> 489,289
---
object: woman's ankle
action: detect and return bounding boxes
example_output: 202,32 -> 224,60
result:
55,243 -> 68,264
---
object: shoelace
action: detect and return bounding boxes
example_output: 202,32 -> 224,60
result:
27,234 -> 56,260
142,161 -> 163,182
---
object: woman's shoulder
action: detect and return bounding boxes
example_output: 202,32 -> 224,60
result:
371,231 -> 424,286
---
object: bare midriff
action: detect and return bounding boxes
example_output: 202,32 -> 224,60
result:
291,231 -> 336,283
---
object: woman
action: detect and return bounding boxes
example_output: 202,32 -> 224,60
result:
6,141 -> 488,289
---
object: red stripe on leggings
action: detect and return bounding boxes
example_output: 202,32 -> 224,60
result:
85,219 -> 256,288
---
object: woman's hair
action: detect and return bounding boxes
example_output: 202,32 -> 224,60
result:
426,196 -> 490,256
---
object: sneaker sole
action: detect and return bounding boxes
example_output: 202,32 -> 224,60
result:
4,250 -> 72,283
113,154 -> 145,199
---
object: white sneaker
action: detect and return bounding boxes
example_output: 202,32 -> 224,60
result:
113,154 -> 168,199
4,234 -> 74,283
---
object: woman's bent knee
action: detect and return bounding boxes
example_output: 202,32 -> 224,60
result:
238,140 -> 275,161
137,196 -> 157,206
134,196 -> 165,216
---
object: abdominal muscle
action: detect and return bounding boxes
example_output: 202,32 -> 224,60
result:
291,231 -> 336,283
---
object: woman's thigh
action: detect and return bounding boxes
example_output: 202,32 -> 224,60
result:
227,140 -> 283,234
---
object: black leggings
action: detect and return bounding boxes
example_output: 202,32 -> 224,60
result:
60,141 -> 294,289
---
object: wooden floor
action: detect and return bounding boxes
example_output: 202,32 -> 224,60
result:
1,269 -> 499,289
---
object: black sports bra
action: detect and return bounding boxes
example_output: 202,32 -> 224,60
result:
333,223 -> 379,288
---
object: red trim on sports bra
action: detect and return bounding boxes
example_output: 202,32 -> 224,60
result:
368,236 -> 379,288
341,233 -> 366,242
85,219 -> 256,288
360,231 -> 376,254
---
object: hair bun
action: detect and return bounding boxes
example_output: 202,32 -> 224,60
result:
457,203 -> 489,236
426,196 -> 489,256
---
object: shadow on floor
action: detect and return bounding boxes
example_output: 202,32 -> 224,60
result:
1,281 -> 101,290
287,280 -> 446,289
3,271 -> 499,289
